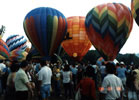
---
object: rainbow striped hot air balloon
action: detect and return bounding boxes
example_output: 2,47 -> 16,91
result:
62,16 -> 92,61
6,34 -> 27,52
85,3 -> 133,61
23,7 -> 67,59
10,49 -> 28,62
131,0 -> 139,26
0,39 -> 9,60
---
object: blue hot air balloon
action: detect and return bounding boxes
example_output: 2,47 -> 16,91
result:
23,7 -> 67,59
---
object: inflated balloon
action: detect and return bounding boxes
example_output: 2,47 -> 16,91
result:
27,46 -> 41,60
85,3 -> 133,61
6,34 -> 27,52
62,16 -> 92,61
23,7 -> 67,58
131,0 -> 139,26
0,39 -> 9,60
10,49 -> 28,62
96,57 -> 105,66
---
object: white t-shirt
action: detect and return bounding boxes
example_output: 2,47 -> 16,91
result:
62,71 -> 71,83
15,68 -> 29,91
38,66 -> 52,86
100,65 -> 106,74
101,74 -> 124,100
0,63 -> 6,72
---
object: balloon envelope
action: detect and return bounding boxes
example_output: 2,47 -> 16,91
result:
10,49 -> 28,62
23,7 -> 67,58
27,46 -> 41,60
96,57 -> 105,66
6,34 -> 27,52
85,3 -> 133,61
0,39 -> 9,60
131,0 -> 139,26
62,16 -> 92,61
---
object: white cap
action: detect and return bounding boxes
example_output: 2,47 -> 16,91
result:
120,61 -> 125,65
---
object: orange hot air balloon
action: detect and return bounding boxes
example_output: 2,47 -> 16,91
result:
61,16 -> 92,61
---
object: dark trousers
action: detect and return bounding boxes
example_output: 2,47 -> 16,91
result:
54,80 -> 61,96
15,91 -> 28,100
4,87 -> 15,100
63,83 -> 72,99
81,94 -> 93,100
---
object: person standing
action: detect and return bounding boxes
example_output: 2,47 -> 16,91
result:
116,62 -> 127,86
77,65 -> 96,100
37,60 -> 52,100
4,62 -> 18,100
100,62 -> 124,100
14,60 -> 33,100
0,60 -> 6,96
62,64 -> 73,100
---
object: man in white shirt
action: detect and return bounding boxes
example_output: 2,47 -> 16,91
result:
100,62 -> 124,100
0,60 -> 6,95
37,60 -> 52,100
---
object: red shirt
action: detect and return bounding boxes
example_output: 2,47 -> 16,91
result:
77,77 -> 96,100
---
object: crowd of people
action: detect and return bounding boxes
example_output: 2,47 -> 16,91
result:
0,58 -> 139,100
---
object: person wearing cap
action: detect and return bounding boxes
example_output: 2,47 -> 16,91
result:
116,62 -> 127,86
100,62 -> 124,100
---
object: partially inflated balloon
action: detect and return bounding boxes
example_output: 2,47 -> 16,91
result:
85,3 -> 133,61
27,46 -> 41,60
23,7 -> 67,59
96,57 -> 105,66
131,0 -> 139,26
10,49 -> 28,62
0,39 -> 9,60
62,16 -> 92,61
6,35 -> 27,52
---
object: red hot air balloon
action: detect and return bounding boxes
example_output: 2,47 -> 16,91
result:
62,16 -> 92,61
85,3 -> 133,61
23,7 -> 67,59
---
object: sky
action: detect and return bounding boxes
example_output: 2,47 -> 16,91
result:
0,0 -> 138,54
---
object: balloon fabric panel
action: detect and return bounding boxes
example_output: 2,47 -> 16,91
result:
85,3 -> 133,61
131,0 -> 139,26
24,7 -> 67,57
10,49 -> 28,62
0,39 -> 9,59
50,17 -> 67,55
24,17 -> 42,55
62,16 -> 92,61
6,35 -> 27,52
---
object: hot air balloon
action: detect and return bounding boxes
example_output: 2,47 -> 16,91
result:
131,0 -> 139,26
85,3 -> 133,61
23,7 -> 67,59
96,57 -> 105,66
6,34 -> 27,52
26,45 -> 41,60
62,16 -> 92,61
0,39 -> 9,60
10,49 -> 28,62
